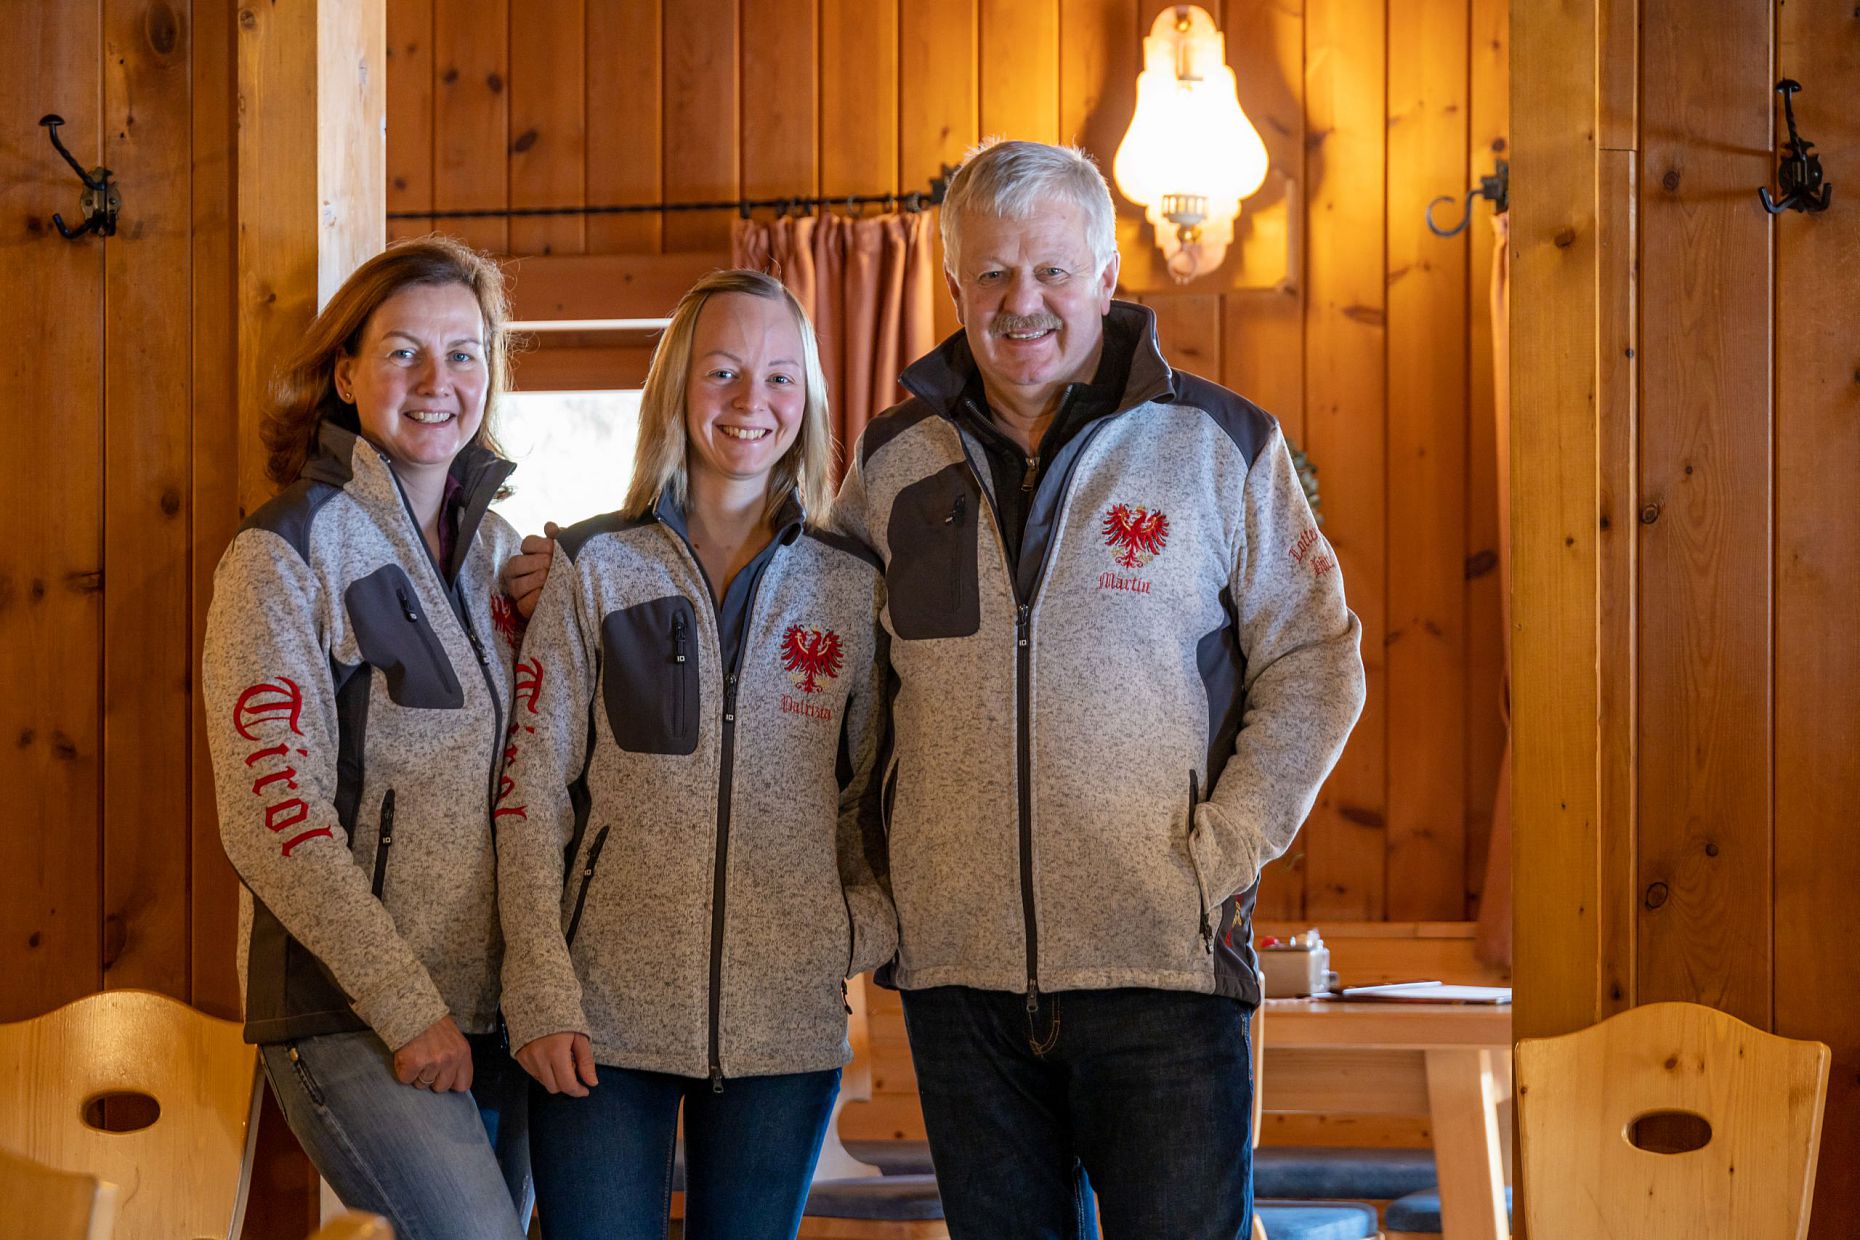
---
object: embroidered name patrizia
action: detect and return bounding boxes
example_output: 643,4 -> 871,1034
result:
778,624 -> 842,720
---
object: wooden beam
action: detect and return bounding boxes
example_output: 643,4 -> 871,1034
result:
503,251 -> 730,323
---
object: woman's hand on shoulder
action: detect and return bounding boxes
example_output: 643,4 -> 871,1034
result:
503,521 -> 560,619
516,1030 -> 599,1097
392,1015 -> 473,1092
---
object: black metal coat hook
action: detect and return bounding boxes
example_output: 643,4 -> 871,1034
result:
1427,160 -> 1510,238
38,114 -> 121,240
1759,80 -> 1832,215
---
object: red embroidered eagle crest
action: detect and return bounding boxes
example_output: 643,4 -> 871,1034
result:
780,625 -> 843,695
1101,504 -> 1170,569
490,592 -> 522,651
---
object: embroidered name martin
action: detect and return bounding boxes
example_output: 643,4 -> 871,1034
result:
1099,503 -> 1169,592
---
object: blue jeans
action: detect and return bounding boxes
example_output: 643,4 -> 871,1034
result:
901,986 -> 1254,1240
529,1064 -> 841,1240
259,1029 -> 532,1240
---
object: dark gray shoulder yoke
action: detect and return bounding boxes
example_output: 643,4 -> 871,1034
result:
1167,371 -> 1279,466
239,480 -> 346,562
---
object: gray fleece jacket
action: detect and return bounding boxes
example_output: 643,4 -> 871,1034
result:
835,301 -> 1366,1006
496,492 -> 897,1082
203,421 -> 522,1049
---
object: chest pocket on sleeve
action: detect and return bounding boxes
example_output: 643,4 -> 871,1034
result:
601,596 -> 701,755
345,565 -> 466,709
886,464 -> 982,640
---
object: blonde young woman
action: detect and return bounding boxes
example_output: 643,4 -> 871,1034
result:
496,270 -> 897,1240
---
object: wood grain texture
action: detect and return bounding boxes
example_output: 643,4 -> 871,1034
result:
508,0 -> 585,255
101,0 -> 195,1001
1774,5 -> 1860,1234
1300,0 -> 1387,920
1634,0 -> 1772,1028
1384,0 -> 1468,922
741,0 -> 819,204
385,0 -> 433,242
433,0 -> 509,252
662,0 -> 737,251
1461,0 -> 1507,926
900,0 -> 978,344
1141,294 -> 1221,377
980,0 -> 1059,143
821,0 -> 896,199
0,0 -> 105,1023
1509,0 -> 1603,1045
586,0 -> 662,253
191,0 -> 243,1022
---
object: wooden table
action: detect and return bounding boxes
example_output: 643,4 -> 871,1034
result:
1259,999 -> 1511,1240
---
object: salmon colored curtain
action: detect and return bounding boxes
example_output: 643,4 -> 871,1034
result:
1476,211 -> 1513,969
733,211 -> 939,481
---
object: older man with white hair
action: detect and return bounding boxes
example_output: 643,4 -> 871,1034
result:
834,139 -> 1365,1239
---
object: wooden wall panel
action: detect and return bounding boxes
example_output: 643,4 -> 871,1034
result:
1,0 -> 106,1024
508,0 -> 586,255
1383,0 -> 1468,921
981,0 -> 1060,144
433,0 -> 508,253
1775,3 -> 1860,1230
1634,0 -> 1773,1027
1300,0 -> 1388,920
101,0 -> 194,998
385,0 -> 432,243
1510,0 -> 1605,1044
821,0 -> 896,198
662,0 -> 737,252
742,0 -> 819,203
1461,0 -> 1507,922
901,1 -> 979,343
586,0 -> 662,253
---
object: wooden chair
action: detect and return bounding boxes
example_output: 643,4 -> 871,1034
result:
1517,1000 -> 1831,1240
1253,1003 -> 1385,1240
0,990 -> 260,1240
0,1145 -> 119,1240
310,1212 -> 394,1240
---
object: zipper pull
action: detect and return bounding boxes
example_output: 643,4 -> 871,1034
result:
945,493 -> 966,525
1021,455 -> 1038,492
396,587 -> 418,623
1025,981 -> 1039,1016
1016,604 -> 1030,648
710,1066 -> 725,1095
724,671 -> 737,723
673,613 -> 688,664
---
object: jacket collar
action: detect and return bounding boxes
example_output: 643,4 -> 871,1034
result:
304,417 -> 516,579
898,299 -> 1176,421
653,486 -> 807,548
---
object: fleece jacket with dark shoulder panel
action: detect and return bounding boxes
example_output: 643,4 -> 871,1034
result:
495,491 -> 897,1082
202,421 -> 524,1049
834,300 -> 1366,1007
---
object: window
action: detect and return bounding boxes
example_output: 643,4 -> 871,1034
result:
490,389 -> 642,538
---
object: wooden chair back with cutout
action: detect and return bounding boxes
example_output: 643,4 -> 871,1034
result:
0,1145 -> 118,1240
1517,1000 -> 1830,1240
0,990 -> 259,1240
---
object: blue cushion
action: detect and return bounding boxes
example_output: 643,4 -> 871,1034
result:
1385,1186 -> 1514,1232
1256,1200 -> 1380,1240
1253,1146 -> 1438,1199
805,1173 -> 944,1221
843,1138 -> 936,1175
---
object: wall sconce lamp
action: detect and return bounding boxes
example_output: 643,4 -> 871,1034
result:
1112,6 -> 1269,284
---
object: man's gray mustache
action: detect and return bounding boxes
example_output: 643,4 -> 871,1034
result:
990,315 -> 1063,334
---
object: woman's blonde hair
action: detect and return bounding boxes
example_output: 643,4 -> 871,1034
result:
261,235 -> 513,488
621,269 -> 835,524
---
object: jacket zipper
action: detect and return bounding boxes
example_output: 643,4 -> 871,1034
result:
708,666 -> 742,1092
565,825 -> 613,947
370,789 -> 396,899
673,612 -> 689,737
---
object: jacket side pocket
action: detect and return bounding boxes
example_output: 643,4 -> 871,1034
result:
1185,770 -> 1216,954
369,789 -> 396,898
564,825 -> 613,948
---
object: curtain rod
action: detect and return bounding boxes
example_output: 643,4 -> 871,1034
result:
387,165 -> 957,222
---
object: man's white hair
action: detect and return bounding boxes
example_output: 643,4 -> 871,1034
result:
940,139 -> 1119,279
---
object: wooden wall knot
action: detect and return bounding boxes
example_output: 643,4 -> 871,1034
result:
1644,881 -> 1670,910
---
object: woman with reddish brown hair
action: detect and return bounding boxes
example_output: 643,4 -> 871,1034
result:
203,236 -> 531,1240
